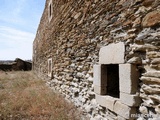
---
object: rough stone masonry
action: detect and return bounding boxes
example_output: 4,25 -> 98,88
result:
33,0 -> 160,119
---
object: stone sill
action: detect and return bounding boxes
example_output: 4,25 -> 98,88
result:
96,94 -> 138,120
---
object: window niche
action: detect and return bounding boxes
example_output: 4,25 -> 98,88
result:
48,0 -> 53,22
94,42 -> 141,119
94,64 -> 119,98
48,58 -> 53,78
106,64 -> 119,98
49,4 -> 52,17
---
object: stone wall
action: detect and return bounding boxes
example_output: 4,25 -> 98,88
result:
33,0 -> 160,119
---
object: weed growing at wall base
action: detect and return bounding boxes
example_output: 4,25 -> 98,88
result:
0,71 -> 82,120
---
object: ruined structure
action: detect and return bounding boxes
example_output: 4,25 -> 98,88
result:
0,58 -> 32,71
33,0 -> 160,119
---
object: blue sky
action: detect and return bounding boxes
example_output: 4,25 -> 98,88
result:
0,0 -> 45,60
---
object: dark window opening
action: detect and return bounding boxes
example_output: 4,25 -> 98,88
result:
106,64 -> 119,98
48,60 -> 52,74
101,64 -> 119,98
49,4 -> 52,17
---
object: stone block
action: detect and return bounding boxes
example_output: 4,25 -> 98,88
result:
117,115 -> 127,120
105,96 -> 118,111
99,42 -> 125,64
142,10 -> 160,27
114,101 -> 136,119
93,64 -> 107,86
119,64 -> 139,94
95,94 -> 106,107
120,92 -> 141,107
96,94 -> 117,111
94,85 -> 107,95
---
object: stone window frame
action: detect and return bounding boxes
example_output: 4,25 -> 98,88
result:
37,30 -> 41,42
33,40 -> 37,54
39,63 -> 42,74
93,42 -> 141,119
48,0 -> 53,22
48,58 -> 53,78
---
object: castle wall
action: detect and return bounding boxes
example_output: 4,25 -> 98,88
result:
33,0 -> 160,119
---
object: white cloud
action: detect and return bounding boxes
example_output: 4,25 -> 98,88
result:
12,0 -> 26,16
0,26 -> 34,60
0,26 -> 34,42
0,48 -> 32,60
0,0 -> 45,60
0,0 -> 26,25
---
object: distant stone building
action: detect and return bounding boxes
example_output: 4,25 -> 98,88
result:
12,58 -> 32,71
33,0 -> 160,119
0,58 -> 32,71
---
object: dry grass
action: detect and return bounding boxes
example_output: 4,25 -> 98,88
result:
0,71 -> 82,120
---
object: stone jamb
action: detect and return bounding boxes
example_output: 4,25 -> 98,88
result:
48,58 -> 53,78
